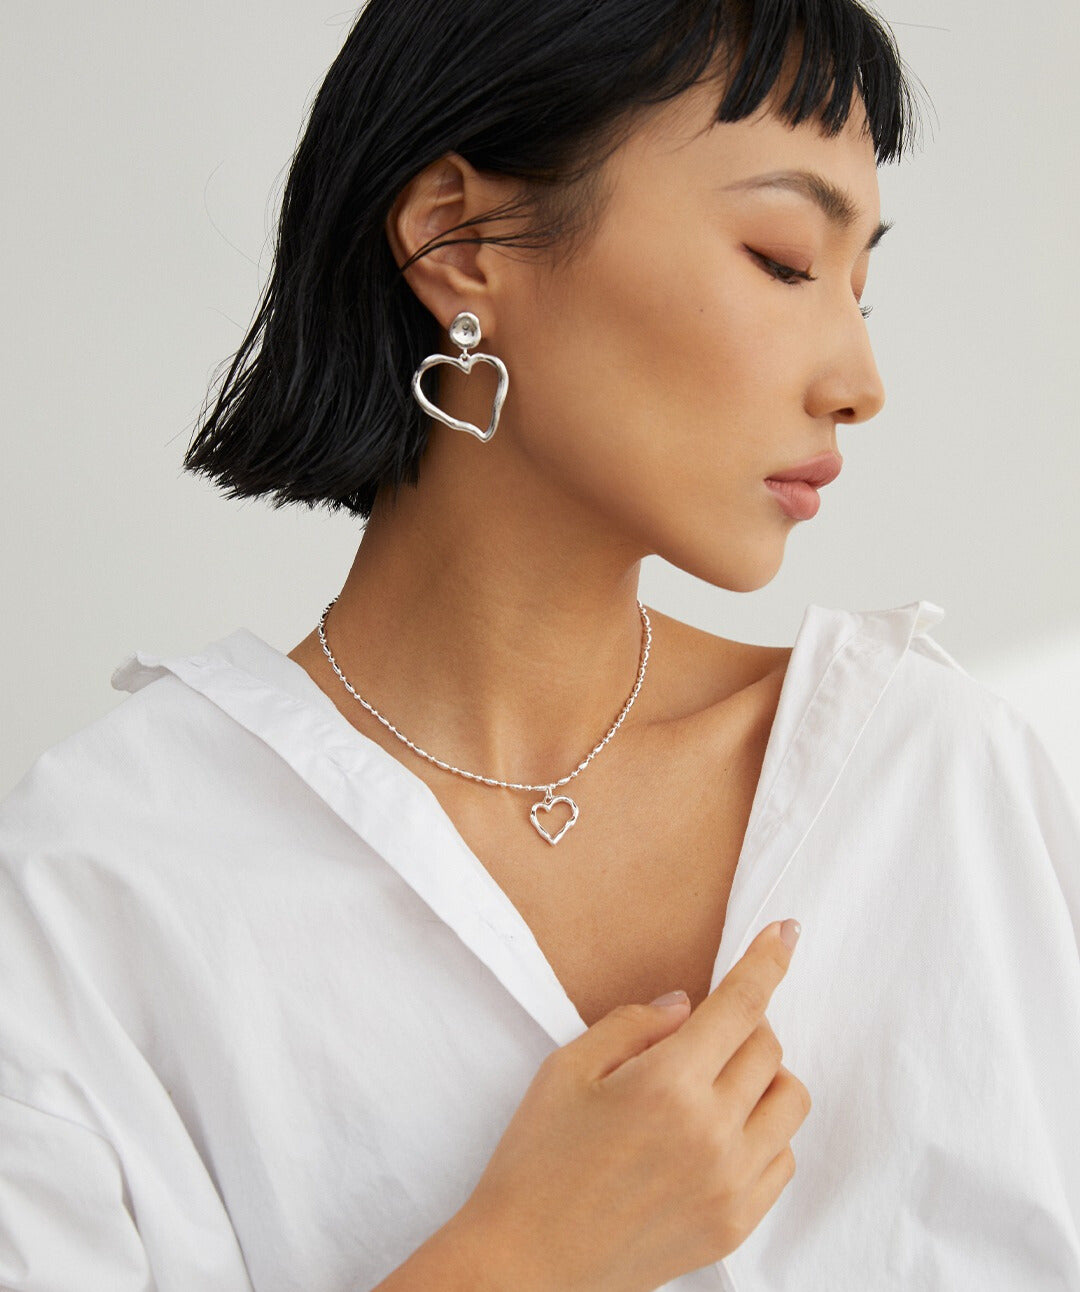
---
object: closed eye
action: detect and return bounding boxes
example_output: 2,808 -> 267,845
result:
746,247 -> 817,284
745,247 -> 874,319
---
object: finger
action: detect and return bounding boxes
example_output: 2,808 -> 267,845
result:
568,996 -> 693,1085
735,1143 -> 799,1239
738,1066 -> 813,1181
711,1017 -> 784,1123
665,919 -> 800,1082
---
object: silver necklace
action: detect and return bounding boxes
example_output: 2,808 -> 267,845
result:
315,595 -> 653,846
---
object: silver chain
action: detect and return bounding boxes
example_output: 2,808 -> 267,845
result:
315,594 -> 652,798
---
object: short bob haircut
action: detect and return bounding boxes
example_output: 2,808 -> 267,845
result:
182,0 -> 927,522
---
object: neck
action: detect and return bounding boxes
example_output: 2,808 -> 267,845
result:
308,428 -> 657,785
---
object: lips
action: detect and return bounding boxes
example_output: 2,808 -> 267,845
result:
764,450 -> 843,488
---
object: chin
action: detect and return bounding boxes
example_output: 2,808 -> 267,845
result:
661,534 -> 787,595
723,565 -> 784,594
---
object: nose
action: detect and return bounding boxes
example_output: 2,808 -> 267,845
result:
808,309 -> 887,426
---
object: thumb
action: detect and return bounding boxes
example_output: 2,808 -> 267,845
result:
572,990 -> 691,1081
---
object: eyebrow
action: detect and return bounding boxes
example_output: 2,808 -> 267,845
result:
721,168 -> 893,253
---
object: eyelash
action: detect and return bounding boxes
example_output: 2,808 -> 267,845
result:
748,249 -> 874,319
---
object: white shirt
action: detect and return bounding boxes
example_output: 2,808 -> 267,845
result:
1,599 -> 1078,1292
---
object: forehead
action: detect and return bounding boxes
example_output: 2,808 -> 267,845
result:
639,66 -> 875,165
615,75 -> 880,217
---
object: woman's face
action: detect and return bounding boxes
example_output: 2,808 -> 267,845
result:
485,75 -> 888,592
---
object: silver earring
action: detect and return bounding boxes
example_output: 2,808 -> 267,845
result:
410,311 -> 509,443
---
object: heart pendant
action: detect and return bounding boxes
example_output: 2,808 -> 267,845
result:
411,351 -> 509,442
529,794 -> 580,846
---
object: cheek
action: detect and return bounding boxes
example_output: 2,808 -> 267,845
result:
503,237 -> 784,493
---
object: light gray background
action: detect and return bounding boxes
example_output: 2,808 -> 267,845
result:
3,1 -> 1078,800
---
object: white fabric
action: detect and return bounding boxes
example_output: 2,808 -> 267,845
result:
0,599 -> 1078,1292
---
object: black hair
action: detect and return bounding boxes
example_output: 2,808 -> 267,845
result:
181,0 -> 928,522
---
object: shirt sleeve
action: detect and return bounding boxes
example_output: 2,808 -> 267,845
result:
1006,708 -> 1080,956
994,705 -> 1080,1263
0,1092 -> 155,1291
0,746 -> 256,1292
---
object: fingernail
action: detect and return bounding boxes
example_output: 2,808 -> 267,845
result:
780,919 -> 801,950
650,989 -> 689,1008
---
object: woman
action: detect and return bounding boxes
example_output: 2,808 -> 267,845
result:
1,1 -> 1078,1289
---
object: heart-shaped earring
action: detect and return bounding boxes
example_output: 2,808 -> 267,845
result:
411,311 -> 509,442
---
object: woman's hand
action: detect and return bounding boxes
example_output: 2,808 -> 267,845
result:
455,919 -> 810,1292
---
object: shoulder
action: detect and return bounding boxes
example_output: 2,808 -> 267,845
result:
642,604 -> 792,721
5,665 -> 220,811
0,664 -> 249,891
869,621 -> 1080,842
890,627 -> 1032,752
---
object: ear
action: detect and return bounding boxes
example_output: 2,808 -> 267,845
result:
385,152 -> 507,339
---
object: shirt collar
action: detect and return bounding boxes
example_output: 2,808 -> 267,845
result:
111,599 -> 944,1047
